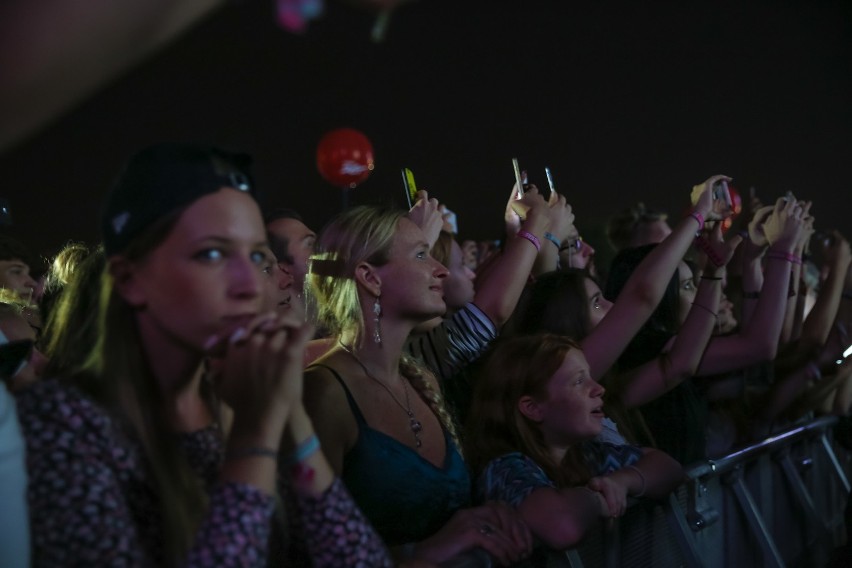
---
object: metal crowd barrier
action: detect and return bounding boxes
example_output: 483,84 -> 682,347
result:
542,415 -> 851,568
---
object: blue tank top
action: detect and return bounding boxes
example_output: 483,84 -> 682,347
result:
314,365 -> 472,545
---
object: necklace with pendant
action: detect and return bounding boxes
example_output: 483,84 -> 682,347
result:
338,341 -> 423,448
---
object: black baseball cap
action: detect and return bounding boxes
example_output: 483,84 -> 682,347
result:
101,143 -> 257,256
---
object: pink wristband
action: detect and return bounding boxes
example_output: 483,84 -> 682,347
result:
689,211 -> 705,233
766,251 -> 802,265
517,230 -> 541,252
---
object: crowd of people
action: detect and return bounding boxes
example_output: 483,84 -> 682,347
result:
1,142 -> 850,567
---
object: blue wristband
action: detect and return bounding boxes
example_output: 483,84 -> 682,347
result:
284,434 -> 321,465
543,232 -> 561,249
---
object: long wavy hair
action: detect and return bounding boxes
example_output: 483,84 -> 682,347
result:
307,206 -> 461,443
74,210 -> 209,565
465,334 -> 591,487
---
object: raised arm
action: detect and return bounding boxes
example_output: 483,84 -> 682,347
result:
694,198 -> 806,375
471,186 -> 551,327
582,175 -> 726,379
613,225 -> 741,408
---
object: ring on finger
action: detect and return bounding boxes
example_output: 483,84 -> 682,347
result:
479,524 -> 494,536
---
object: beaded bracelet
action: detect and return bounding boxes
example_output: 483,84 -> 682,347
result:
284,434 -> 321,465
517,230 -> 541,252
688,211 -> 705,233
225,446 -> 277,462
691,302 -> 718,318
625,465 -> 646,497
543,232 -> 561,249
766,251 -> 802,265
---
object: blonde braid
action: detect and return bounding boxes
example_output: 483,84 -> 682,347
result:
400,355 -> 462,453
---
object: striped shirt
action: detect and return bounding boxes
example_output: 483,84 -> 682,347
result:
405,303 -> 497,382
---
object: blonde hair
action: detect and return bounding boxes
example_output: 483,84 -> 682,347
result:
307,206 -> 404,347
307,206 -> 461,444
465,334 -> 591,486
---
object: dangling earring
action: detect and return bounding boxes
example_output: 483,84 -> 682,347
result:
373,295 -> 383,344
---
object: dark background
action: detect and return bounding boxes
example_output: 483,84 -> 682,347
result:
1,0 -> 850,269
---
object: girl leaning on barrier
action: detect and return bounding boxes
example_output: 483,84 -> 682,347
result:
465,334 -> 684,556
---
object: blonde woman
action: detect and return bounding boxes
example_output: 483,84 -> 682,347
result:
305,205 -> 532,566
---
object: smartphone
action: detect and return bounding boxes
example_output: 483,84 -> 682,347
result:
510,158 -> 529,219
711,179 -> 732,205
0,339 -> 33,380
544,167 -> 555,201
511,158 -> 524,198
401,168 -> 417,208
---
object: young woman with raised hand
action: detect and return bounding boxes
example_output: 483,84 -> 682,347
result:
16,144 -> 391,567
465,334 -> 683,556
604,197 -> 806,461
516,176 -> 729,384
304,205 -> 533,566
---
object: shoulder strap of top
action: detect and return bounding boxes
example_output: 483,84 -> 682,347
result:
307,363 -> 367,425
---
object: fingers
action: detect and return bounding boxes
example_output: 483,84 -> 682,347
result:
483,502 -> 533,555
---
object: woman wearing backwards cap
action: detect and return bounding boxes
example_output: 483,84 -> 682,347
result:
16,144 -> 392,567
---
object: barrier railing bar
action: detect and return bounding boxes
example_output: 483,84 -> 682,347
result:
663,493 -> 705,568
775,450 -> 831,549
686,416 -> 839,479
725,468 -> 786,568
820,433 -> 851,494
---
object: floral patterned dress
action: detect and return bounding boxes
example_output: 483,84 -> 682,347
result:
17,378 -> 392,567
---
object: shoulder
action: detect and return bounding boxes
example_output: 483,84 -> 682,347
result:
451,303 -> 497,335
16,379 -> 113,440
303,363 -> 356,428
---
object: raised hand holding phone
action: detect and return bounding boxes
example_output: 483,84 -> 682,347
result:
690,174 -> 733,221
401,167 -> 417,208
406,189 -> 443,247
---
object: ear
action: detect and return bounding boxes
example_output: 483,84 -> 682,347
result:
353,261 -> 382,297
108,257 -> 146,308
518,395 -> 543,423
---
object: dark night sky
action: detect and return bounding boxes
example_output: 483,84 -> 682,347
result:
2,0 -> 851,268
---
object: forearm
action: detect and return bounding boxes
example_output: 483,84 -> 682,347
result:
283,405 -> 335,498
475,217 -> 547,326
617,450 -> 684,500
738,249 -> 796,358
739,240 -> 766,325
801,258 -> 850,348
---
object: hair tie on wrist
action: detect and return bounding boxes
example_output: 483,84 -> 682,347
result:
691,302 -> 718,318
688,211 -> 705,234
701,275 -> 723,281
742,291 -> 760,300
766,251 -> 802,265
543,232 -> 561,249
517,230 -> 541,252
284,434 -> 321,465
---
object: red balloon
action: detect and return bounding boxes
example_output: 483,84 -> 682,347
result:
316,128 -> 375,189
